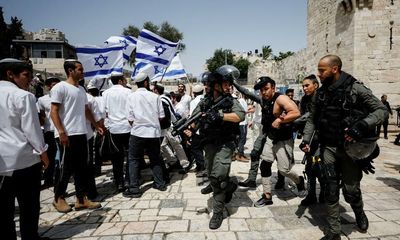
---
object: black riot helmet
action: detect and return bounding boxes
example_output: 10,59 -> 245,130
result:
200,71 -> 211,84
215,65 -> 240,84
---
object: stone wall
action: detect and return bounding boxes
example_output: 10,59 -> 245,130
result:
249,0 -> 400,107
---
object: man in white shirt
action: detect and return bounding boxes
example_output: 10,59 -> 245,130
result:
175,83 -> 192,119
236,92 -> 250,162
37,77 -> 60,189
50,60 -> 103,213
124,73 -> 166,198
0,58 -> 49,240
102,73 -> 132,192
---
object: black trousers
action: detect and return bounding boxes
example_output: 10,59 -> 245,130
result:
128,135 -> 165,191
43,131 -> 57,186
54,134 -> 89,200
0,163 -> 42,240
111,133 -> 130,186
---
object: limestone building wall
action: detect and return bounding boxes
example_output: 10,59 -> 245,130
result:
250,0 -> 400,106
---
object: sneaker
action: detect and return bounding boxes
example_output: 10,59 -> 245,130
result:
320,232 -> 341,240
153,184 -> 167,191
209,212 -> 224,229
117,184 -> 126,192
238,179 -> 256,188
53,197 -> 72,213
201,184 -> 213,194
300,194 -> 317,206
254,193 -> 273,207
224,182 -> 238,203
195,169 -> 208,178
75,196 -> 101,210
355,210 -> 369,232
123,189 -> 142,198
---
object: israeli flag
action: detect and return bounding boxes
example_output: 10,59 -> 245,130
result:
104,36 -> 137,62
151,54 -> 187,82
76,45 -> 124,80
133,29 -> 179,79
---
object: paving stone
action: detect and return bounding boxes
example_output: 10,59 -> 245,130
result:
189,219 -> 228,232
159,199 -> 185,208
372,210 -> 400,221
158,207 -> 183,218
92,222 -> 127,236
368,221 -> 400,237
154,220 -> 189,233
165,232 -> 205,240
122,221 -> 156,234
246,218 -> 285,231
228,218 -> 249,231
204,231 -> 237,240
122,234 -> 164,240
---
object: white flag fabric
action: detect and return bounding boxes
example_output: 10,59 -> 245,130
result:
104,36 -> 137,62
133,29 -> 179,79
76,45 -> 124,80
151,54 -> 187,82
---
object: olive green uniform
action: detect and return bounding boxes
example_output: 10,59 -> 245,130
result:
192,96 -> 245,214
303,71 -> 388,235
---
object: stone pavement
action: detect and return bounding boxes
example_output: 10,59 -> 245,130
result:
19,131 -> 400,239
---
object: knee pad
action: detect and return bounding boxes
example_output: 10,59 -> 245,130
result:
260,161 -> 272,177
343,185 -> 362,205
324,179 -> 340,204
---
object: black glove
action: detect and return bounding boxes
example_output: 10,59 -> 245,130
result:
346,120 -> 368,141
205,109 -> 223,124
357,159 -> 375,174
299,140 -> 309,150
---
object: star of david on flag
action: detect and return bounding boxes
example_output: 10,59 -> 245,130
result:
132,29 -> 179,80
104,36 -> 137,62
151,54 -> 187,82
76,45 -> 124,80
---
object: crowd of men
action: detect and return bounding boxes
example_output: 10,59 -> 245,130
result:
0,54 -> 390,240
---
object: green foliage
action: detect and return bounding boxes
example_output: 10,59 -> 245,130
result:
273,51 -> 295,61
233,58 -> 251,79
122,25 -> 140,37
0,8 -> 24,59
206,48 -> 234,73
262,45 -> 272,60
206,49 -> 250,79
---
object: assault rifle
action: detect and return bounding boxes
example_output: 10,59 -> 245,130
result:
171,95 -> 230,136
301,130 -> 316,164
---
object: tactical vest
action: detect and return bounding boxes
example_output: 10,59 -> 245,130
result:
261,92 -> 293,141
199,95 -> 240,144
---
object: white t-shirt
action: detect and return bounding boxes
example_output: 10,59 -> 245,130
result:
37,94 -> 54,132
175,94 -> 191,119
126,88 -> 165,138
86,93 -> 103,140
102,85 -> 132,134
189,95 -> 204,116
50,81 -> 88,138
238,98 -> 248,126
0,81 -> 46,175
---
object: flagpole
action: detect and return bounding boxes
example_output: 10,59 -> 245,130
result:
160,41 -> 181,83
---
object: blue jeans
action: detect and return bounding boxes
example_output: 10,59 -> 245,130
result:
127,135 -> 165,192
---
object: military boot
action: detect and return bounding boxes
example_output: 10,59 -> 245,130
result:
53,197 -> 72,213
238,179 -> 256,188
301,176 -> 317,206
320,232 -> 341,240
201,184 -> 213,194
75,196 -> 102,210
354,210 -> 369,232
209,212 -> 224,229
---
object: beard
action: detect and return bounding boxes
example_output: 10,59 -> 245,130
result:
321,75 -> 334,85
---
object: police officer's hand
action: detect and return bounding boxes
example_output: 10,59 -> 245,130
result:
345,120 -> 368,142
299,140 -> 310,153
357,159 -> 375,174
205,109 -> 223,124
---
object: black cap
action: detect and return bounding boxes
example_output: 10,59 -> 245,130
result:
254,76 -> 274,90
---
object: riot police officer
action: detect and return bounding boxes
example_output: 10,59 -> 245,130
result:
184,65 -> 245,229
301,55 -> 388,240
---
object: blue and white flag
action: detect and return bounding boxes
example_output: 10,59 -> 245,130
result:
133,29 -> 179,79
151,54 -> 187,82
76,45 -> 124,80
104,36 -> 137,62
